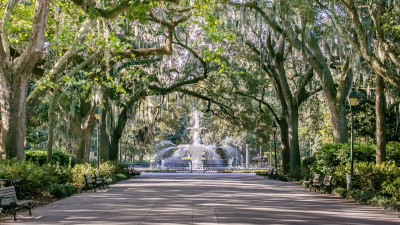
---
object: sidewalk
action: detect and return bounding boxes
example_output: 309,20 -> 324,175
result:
1,173 -> 399,224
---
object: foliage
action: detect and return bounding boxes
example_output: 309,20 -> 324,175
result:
72,161 -> 129,186
332,187 -> 400,212
110,174 -> 128,184
48,183 -> 78,198
386,142 -> 400,167
354,162 -> 400,199
368,196 -> 400,212
301,156 -> 318,180
0,159 -> 129,199
71,163 -> 97,186
316,143 -> 375,171
25,150 -> 70,166
347,189 -> 375,205
332,187 -> 347,198
0,160 -> 73,195
303,143 -> 400,205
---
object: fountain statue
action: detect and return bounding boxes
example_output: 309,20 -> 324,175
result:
175,110 -> 218,170
155,110 -> 244,171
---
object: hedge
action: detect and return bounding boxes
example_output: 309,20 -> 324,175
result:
25,150 -> 70,166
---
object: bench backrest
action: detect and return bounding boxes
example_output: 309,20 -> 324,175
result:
0,186 -> 17,206
84,173 -> 94,184
94,172 -> 102,181
313,174 -> 321,183
323,176 -> 332,185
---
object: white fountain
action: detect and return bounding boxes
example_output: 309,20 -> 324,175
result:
156,110 -> 222,171
176,110 -> 218,170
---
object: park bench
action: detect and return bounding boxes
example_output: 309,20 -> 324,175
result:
84,174 -> 102,192
321,175 -> 333,193
94,172 -> 110,189
261,169 -> 271,179
0,186 -> 32,221
128,168 -> 141,178
304,174 -> 320,190
265,168 -> 277,179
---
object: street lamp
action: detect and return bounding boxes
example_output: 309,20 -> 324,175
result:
235,145 -> 238,168
95,107 -> 100,170
348,89 -> 359,189
272,122 -> 278,169
259,138 -> 262,168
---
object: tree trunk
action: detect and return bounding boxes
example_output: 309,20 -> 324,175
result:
0,0 -> 50,160
287,106 -> 301,178
109,125 -> 124,161
279,119 -> 290,174
376,74 -> 386,164
69,113 -> 95,164
109,107 -> 128,161
0,73 -> 30,160
100,98 -> 110,162
329,104 -> 349,143
46,89 -> 59,164
307,43 -> 350,144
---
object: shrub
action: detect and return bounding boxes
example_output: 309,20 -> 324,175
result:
0,160 -> 129,199
71,163 -> 97,186
255,170 -> 268,176
316,143 -> 375,173
52,151 -> 70,166
72,161 -> 130,186
48,183 -> 77,198
276,174 -> 288,181
333,187 -> 347,198
386,142 -> 400,167
368,196 -> 400,211
382,177 -> 400,200
100,161 -> 129,178
109,173 -> 128,184
25,150 -> 70,166
25,150 -> 47,165
301,156 -> 318,180
0,160 -> 73,196
354,161 -> 400,194
347,189 -> 375,204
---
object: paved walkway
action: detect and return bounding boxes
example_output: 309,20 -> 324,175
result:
1,173 -> 399,224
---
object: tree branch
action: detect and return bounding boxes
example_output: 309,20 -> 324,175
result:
71,0 -> 180,19
121,12 -> 191,58
177,88 -> 235,118
236,91 -> 280,123
386,100 -> 400,114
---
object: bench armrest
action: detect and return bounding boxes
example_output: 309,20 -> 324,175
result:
0,196 -> 17,205
1,196 -> 16,200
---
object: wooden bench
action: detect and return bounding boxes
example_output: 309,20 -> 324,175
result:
128,168 -> 141,178
261,169 -> 271,179
321,175 -> 333,193
84,174 -> 102,192
94,172 -> 109,189
0,186 -> 32,221
265,168 -> 277,179
304,174 -> 320,190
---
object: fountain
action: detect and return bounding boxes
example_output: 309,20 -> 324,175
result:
156,110 -> 226,171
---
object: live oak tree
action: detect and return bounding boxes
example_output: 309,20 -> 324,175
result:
0,0 -> 210,161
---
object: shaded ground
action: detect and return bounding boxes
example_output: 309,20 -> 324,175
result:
1,173 -> 399,224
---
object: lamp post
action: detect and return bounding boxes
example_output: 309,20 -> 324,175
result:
259,138 -> 262,168
95,107 -> 100,170
235,145 -> 238,168
309,139 -> 314,157
272,122 -> 278,169
348,90 -> 359,178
